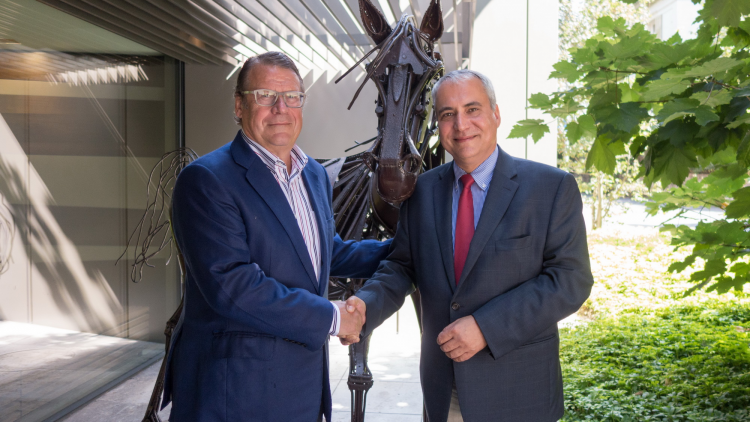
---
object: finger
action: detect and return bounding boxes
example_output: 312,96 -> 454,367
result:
437,329 -> 454,345
439,338 -> 460,354
446,346 -> 465,359
452,351 -> 475,362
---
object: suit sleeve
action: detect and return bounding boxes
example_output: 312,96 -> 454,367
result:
172,163 -> 333,351
354,200 -> 417,337
472,173 -> 593,360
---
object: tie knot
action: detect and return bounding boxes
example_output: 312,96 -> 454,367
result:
459,174 -> 475,191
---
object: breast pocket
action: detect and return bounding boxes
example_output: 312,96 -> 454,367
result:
473,236 -> 534,283
495,235 -> 533,251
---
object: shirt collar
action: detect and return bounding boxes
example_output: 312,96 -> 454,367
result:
452,145 -> 499,191
240,129 -> 308,176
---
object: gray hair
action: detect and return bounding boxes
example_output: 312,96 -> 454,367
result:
431,69 -> 497,110
234,51 -> 305,125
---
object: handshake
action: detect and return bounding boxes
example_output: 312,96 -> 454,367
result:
333,296 -> 366,346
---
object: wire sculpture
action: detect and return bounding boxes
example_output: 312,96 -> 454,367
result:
116,148 -> 198,283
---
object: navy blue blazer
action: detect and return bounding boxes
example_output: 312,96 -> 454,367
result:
356,147 -> 593,422
163,132 -> 390,421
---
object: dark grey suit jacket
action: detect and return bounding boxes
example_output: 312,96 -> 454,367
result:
356,147 -> 593,422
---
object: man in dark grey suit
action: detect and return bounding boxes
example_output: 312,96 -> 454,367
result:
344,69 -> 594,421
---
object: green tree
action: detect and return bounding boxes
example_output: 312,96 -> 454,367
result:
557,0 -> 652,229
510,0 -> 750,292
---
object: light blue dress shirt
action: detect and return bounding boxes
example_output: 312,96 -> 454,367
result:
451,146 -> 499,251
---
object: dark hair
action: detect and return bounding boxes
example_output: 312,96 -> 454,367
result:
234,52 -> 305,125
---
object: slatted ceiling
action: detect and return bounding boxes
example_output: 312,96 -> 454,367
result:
100,0 -> 233,61
36,0 -> 473,84
301,0 -> 362,56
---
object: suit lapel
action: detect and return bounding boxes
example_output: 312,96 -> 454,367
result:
456,148 -> 519,290
434,164 -> 457,293
302,164 -> 329,296
231,135 -> 319,291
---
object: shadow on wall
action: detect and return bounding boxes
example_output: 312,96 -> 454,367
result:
0,114 -> 123,334
0,193 -> 13,277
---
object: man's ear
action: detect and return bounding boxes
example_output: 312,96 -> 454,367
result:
493,104 -> 501,128
234,95 -> 243,119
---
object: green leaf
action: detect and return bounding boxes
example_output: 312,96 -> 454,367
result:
737,133 -> 750,167
642,77 -> 690,101
528,93 -> 554,110
601,34 -> 648,61
682,57 -> 743,78
657,99 -> 701,122
726,112 -> 750,129
597,102 -> 648,132
548,98 -> 585,117
641,43 -> 692,68
693,106 -> 720,126
690,89 -> 734,107
710,0 -> 750,27
653,145 -> 696,186
657,99 -> 720,126
549,61 -> 582,83
585,136 -> 617,174
508,119 -> 550,142
726,186 -> 750,218
566,115 -> 596,145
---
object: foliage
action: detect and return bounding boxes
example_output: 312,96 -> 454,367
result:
557,0 -> 653,229
560,301 -> 750,421
512,0 -> 750,291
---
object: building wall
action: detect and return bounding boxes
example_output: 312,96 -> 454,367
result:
648,0 -> 700,41
471,0 -> 559,167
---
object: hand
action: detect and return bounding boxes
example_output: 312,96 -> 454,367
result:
335,297 -> 366,340
338,296 -> 367,346
437,316 -> 487,362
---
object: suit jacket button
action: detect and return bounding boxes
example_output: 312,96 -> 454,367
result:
451,302 -> 460,311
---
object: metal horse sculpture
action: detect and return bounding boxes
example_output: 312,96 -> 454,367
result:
123,1 -> 445,421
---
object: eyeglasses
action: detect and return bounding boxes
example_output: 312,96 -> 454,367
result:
241,89 -> 306,108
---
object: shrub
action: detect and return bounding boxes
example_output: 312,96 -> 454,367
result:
561,301 -> 750,421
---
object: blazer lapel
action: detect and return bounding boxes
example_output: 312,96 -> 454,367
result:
434,164 -> 457,293
230,135 -> 319,291
456,148 -> 519,290
302,164 -> 329,296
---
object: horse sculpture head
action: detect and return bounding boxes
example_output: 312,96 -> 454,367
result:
337,0 -> 444,229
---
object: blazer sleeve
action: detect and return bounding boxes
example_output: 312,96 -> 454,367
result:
172,163 -> 333,351
354,200 -> 417,338
472,173 -> 594,360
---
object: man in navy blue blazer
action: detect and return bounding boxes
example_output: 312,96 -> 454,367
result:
162,52 -> 391,421
348,70 -> 593,421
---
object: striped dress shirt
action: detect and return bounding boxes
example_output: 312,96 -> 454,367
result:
241,131 -> 340,335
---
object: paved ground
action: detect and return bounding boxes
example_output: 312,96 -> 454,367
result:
62,299 -> 424,422
0,321 -> 162,422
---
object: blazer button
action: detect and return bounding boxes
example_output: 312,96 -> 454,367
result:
451,302 -> 460,311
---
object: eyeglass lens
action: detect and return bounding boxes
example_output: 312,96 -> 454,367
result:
255,89 -> 304,107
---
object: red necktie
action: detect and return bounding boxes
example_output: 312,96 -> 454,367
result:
454,174 -> 475,285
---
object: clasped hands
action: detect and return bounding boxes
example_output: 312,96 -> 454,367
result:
334,297 -> 487,361
333,296 -> 367,345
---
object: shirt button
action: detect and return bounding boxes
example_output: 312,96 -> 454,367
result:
451,302 -> 460,311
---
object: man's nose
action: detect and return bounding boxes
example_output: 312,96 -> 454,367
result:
454,112 -> 469,131
272,96 -> 289,113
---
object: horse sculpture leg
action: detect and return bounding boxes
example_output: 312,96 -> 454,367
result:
347,334 -> 373,422
141,299 -> 183,422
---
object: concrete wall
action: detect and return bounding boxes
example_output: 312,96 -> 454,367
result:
185,64 -> 378,159
471,0 -> 559,167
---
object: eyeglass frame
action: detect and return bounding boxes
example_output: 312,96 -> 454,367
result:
240,89 -> 307,108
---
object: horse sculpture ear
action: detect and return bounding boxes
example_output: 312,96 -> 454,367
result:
420,0 -> 444,43
359,0 -> 392,45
